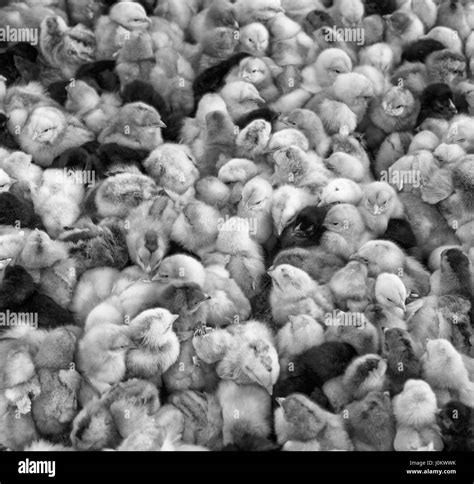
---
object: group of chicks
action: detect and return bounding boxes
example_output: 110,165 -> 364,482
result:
0,0 -> 474,453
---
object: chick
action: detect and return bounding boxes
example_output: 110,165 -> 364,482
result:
237,176 -> 273,245
426,49 -> 467,87
98,102 -> 166,151
31,327 -> 81,437
318,178 -> 363,207
239,23 -> 270,56
268,264 -> 333,326
392,379 -> 444,451
342,354 -> 387,401
220,81 -> 266,121
417,83 -> 458,126
40,16 -> 96,81
126,308 -> 180,380
384,10 -> 425,59
437,0 -> 471,40
352,240 -> 431,297
95,1 -> 151,60
65,79 -> 120,134
190,0 -> 238,43
76,324 -> 133,395
276,314 -> 325,373
215,217 -> 266,299
217,380 -> 272,447
94,173 -> 159,219
234,0 -> 285,25
280,109 -> 331,156
235,119 -> 272,160
384,328 -> 421,395
201,110 -> 236,176
359,182 -> 405,235
343,391 -> 396,451
272,185 -> 319,236
143,143 -> 199,196
437,400 -> 474,451
275,393 -> 353,450
18,106 -> 94,168
359,42 -> 395,74
171,201 -> 221,256
218,158 -> 261,184
329,260 -> 371,312
198,27 -> 239,72
321,204 -> 373,260
422,339 -> 474,407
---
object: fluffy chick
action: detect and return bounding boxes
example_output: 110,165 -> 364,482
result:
320,204 -> 373,260
220,81 -> 265,121
318,178 -> 363,207
268,264 -> 333,326
76,324 -> 133,394
126,308 -> 180,380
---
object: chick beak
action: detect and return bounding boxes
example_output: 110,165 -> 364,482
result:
276,397 -> 285,406
255,95 -> 266,106
373,204 -> 381,215
170,314 -> 180,323
233,20 -> 239,29
278,7 -> 286,13
128,342 -> 139,350
265,381 -> 273,395
448,100 -> 457,114
157,120 -> 167,128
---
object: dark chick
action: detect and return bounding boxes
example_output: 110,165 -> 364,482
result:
279,206 -> 329,250
417,83 -> 458,126
438,401 -> 474,451
401,39 -> 446,64
0,192 -> 43,229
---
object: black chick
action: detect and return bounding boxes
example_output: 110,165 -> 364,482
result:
302,10 -> 335,35
273,341 -> 357,398
192,52 -> 250,110
236,108 -> 280,130
0,113 -> 20,150
47,80 -> 70,105
401,39 -> 445,64
75,60 -> 120,92
279,206 -> 329,250
51,141 -> 102,173
417,83 -> 458,126
362,0 -> 397,16
0,42 -> 39,85
0,265 -> 75,329
0,192 -> 43,229
438,401 -> 474,451
97,143 -> 147,177
380,218 -> 417,253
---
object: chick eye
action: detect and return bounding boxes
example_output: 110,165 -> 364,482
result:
332,222 -> 339,226
252,69 -> 258,73
248,38 -> 254,43
335,187 -> 340,191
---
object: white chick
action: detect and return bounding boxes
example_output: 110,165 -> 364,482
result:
126,308 -> 180,380
215,216 -> 266,299
318,178 -> 363,207
220,81 -> 266,120
237,176 -> 274,245
239,23 -> 270,56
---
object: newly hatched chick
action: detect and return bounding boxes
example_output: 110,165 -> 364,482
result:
95,1 -> 151,60
329,260 -> 371,312
143,143 -> 199,196
235,119 -> 272,160
31,326 -> 81,437
276,314 -> 325,376
359,42 -> 395,75
318,178 -> 363,207
392,379 -> 444,451
94,173 -> 159,219
384,10 -> 425,59
234,57 -> 281,102
215,217 -> 266,299
342,354 -> 387,401
425,49 -> 467,87
280,109 -> 331,157
98,102 -> 166,151
344,391 -> 396,451
422,339 -> 474,407
218,158 -> 261,185
18,106 -> 94,167
268,264 -> 333,326
279,206 -> 329,249
239,23 -> 270,56
437,400 -> 474,451
65,79 -> 120,134
217,380 -> 272,447
384,328 -> 421,395
320,204 -> 373,260
352,240 -> 431,297
126,308 -> 180,380
417,83 -> 458,126
359,182 -> 405,235
237,176 -> 274,245
76,324 -> 133,394
437,0 -> 471,40
234,0 -> 285,25
171,201 -> 221,256
198,27 -> 240,72
275,393 -> 353,450
220,81 -> 266,121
